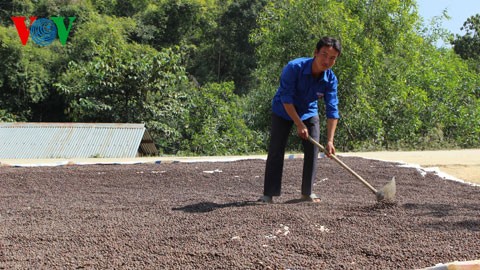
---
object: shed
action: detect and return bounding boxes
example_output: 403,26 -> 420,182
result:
0,122 -> 158,159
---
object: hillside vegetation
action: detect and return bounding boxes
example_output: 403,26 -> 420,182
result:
0,0 -> 478,154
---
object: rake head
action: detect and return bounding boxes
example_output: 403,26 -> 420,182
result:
375,177 -> 396,202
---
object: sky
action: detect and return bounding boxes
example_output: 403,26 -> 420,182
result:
416,0 -> 480,35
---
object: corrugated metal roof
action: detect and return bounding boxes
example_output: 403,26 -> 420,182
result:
0,122 -> 158,159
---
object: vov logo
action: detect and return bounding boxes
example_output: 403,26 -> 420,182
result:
11,16 -> 76,46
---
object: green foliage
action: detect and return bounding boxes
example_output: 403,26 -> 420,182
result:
57,42 -> 193,152
120,0 -> 150,17
67,13 -> 137,62
132,0 -> 202,49
451,14 -> 480,74
248,0 -> 480,151
0,0 -> 35,26
0,24 -> 67,121
0,109 -> 17,122
89,0 -> 117,15
407,47 -> 479,148
452,14 -> 480,60
0,0 -> 478,155
183,82 -> 262,155
185,0 -> 265,95
419,9 -> 453,46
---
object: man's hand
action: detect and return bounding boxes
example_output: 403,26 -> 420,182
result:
282,103 -> 309,140
326,118 -> 338,157
325,141 -> 336,157
296,123 -> 308,140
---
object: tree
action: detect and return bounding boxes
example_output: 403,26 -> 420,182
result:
0,0 -> 99,122
184,0 -> 266,95
112,0 -> 150,17
451,14 -> 480,65
0,23 -> 66,121
58,43 -> 197,153
56,14 -> 195,152
132,0 -> 202,49
0,0 -> 35,26
184,82 -> 262,155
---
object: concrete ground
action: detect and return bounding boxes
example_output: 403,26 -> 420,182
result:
341,149 -> 480,184
1,149 -> 479,184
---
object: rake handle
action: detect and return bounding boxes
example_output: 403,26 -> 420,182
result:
307,136 -> 378,194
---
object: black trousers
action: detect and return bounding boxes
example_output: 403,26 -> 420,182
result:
263,113 -> 320,197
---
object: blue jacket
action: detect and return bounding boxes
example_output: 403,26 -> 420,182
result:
272,57 -> 340,120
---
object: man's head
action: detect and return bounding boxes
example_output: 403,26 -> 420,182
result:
313,37 -> 341,73
316,37 -> 342,56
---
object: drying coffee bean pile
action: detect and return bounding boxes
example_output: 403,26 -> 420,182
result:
1,158 -> 479,269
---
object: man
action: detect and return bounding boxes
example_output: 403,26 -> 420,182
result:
259,36 -> 342,203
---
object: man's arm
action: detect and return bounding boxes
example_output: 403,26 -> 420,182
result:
283,103 -> 308,140
326,118 -> 338,156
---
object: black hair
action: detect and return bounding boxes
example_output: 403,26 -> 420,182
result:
316,37 -> 342,56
